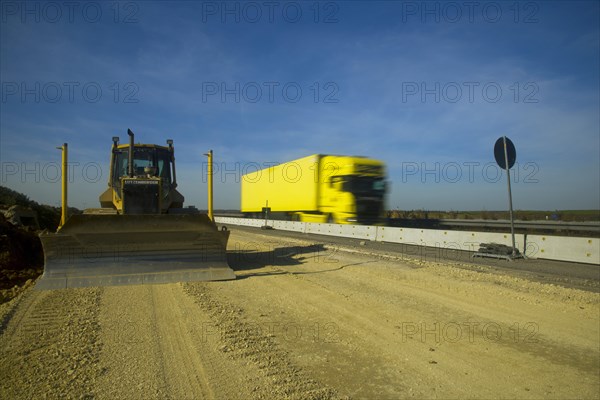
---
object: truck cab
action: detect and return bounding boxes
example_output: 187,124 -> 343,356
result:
317,156 -> 386,224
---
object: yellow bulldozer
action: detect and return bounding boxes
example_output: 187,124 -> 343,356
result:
35,129 -> 235,290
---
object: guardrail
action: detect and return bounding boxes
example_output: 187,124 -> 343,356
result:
214,214 -> 600,235
214,217 -> 600,266
434,219 -> 600,233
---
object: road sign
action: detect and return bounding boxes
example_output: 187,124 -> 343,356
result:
491,136 -> 520,259
494,136 -> 516,169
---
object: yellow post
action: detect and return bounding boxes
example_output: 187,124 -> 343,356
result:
56,143 -> 68,229
204,150 -> 214,221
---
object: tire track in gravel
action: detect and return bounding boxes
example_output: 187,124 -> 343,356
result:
95,285 -> 168,399
96,283 -> 325,399
183,282 -> 341,400
0,286 -> 103,399
150,283 -> 244,400
95,283 -> 252,400
2,278 -> 342,399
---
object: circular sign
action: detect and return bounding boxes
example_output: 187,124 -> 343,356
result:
494,136 -> 516,170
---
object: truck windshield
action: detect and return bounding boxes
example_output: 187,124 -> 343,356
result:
341,176 -> 385,194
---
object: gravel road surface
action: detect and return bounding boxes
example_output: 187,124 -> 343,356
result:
1,228 -> 598,399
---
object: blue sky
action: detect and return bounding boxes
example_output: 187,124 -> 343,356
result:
1,0 -> 599,211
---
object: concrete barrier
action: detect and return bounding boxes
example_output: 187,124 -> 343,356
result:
375,226 -> 527,254
215,217 -> 599,265
304,223 -> 378,240
526,235 -> 599,264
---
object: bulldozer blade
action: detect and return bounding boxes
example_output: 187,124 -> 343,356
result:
36,214 -> 235,290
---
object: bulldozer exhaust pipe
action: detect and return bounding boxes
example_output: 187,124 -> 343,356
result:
167,139 -> 177,187
56,143 -> 68,229
127,128 -> 134,177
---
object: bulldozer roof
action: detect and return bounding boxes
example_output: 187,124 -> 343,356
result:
116,143 -> 170,150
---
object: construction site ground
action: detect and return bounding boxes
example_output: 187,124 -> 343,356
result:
1,226 -> 599,399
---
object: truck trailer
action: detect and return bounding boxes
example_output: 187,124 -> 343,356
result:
241,154 -> 386,224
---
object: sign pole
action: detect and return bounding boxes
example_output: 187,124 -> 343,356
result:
503,136 -> 516,257
264,200 -> 269,226
478,135 -> 521,261
261,201 -> 273,230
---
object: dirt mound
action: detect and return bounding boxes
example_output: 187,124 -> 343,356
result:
0,214 -> 43,302
0,185 -> 62,231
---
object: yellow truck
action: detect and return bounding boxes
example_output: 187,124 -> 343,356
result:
241,154 -> 386,224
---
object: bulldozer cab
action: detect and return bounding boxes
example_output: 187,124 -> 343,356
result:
100,133 -> 184,214
110,145 -> 175,214
112,146 -> 172,190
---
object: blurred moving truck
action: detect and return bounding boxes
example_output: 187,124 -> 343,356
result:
241,154 -> 386,224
